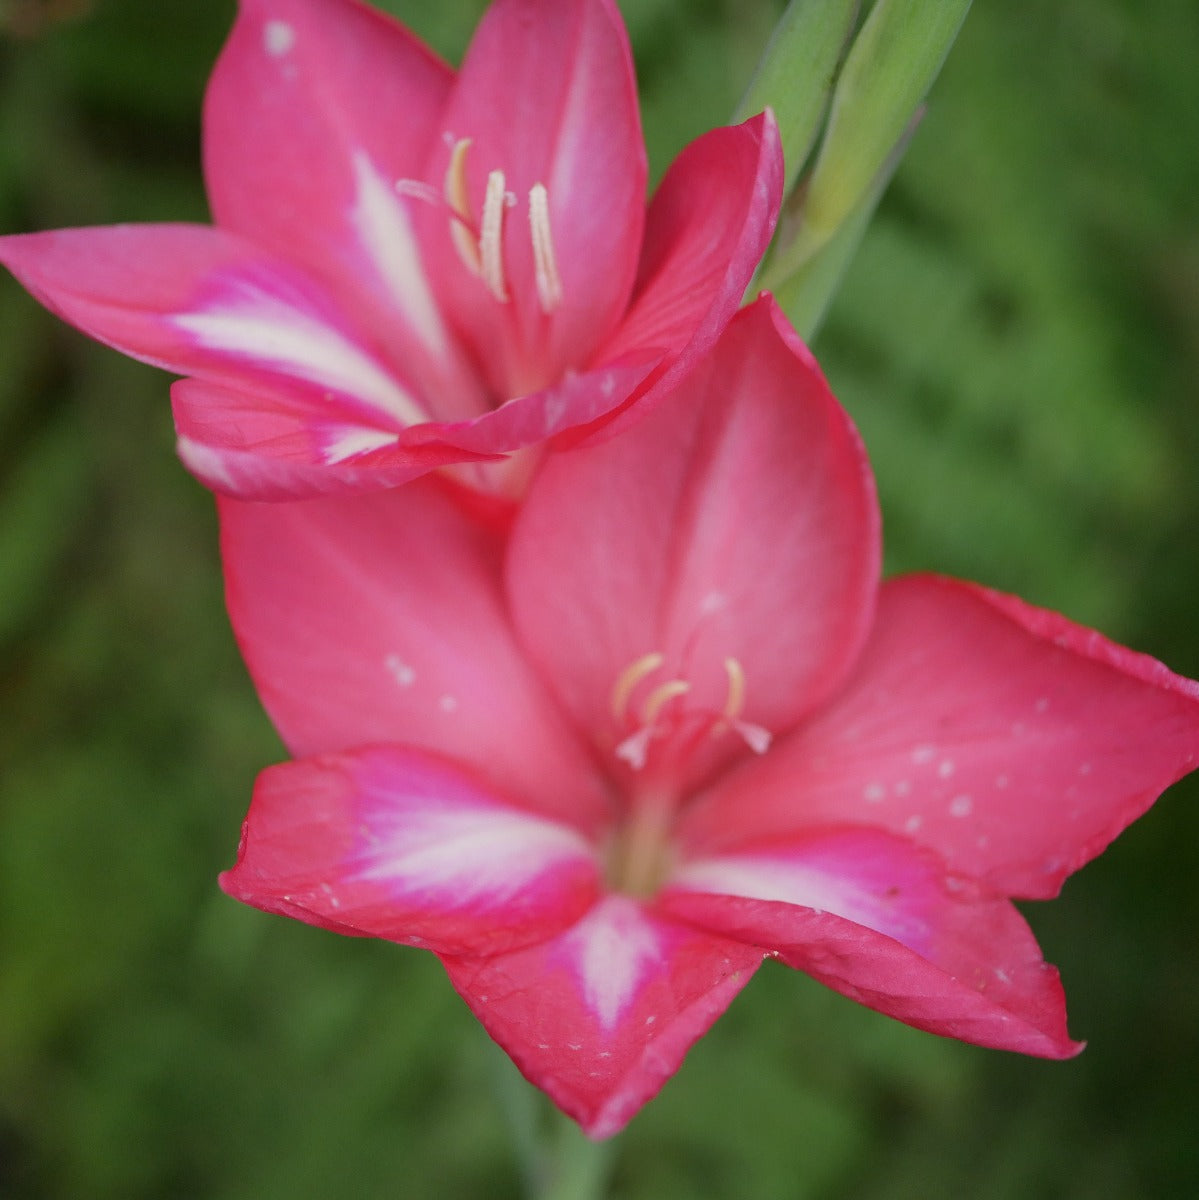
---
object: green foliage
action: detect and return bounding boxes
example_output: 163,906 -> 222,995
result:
1,1 -> 1198,1197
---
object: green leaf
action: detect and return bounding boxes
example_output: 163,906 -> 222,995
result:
734,0 -> 861,193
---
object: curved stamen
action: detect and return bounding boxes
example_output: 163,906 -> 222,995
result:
722,657 -> 747,721
529,183 -> 563,313
642,679 -> 691,725
443,138 -> 482,275
611,652 -> 665,722
480,169 -> 510,302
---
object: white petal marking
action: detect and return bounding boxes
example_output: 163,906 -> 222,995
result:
323,426 -> 401,464
565,896 -> 661,1031
673,855 -> 930,947
351,153 -> 450,359
172,288 -> 425,426
354,804 -> 590,906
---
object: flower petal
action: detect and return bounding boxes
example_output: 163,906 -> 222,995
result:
221,746 -> 600,956
204,0 -> 484,412
594,112 -> 785,429
421,0 -> 646,397
405,356 -> 658,458
507,297 -> 880,780
219,482 -> 611,832
0,224 -> 425,425
683,575 -> 1199,898
662,827 -> 1079,1058
441,895 -> 761,1138
171,379 -> 491,499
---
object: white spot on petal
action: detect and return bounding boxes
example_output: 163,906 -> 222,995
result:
384,654 -> 416,687
863,782 -> 886,803
911,744 -> 936,765
439,695 -> 458,713
1034,696 -> 1050,713
904,815 -> 923,834
937,760 -> 955,779
894,780 -> 912,798
949,794 -> 973,818
264,20 -> 295,57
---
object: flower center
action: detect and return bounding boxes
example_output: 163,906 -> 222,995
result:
602,654 -> 773,899
608,652 -> 773,772
442,138 -> 563,314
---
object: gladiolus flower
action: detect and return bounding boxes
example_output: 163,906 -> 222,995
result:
0,0 -> 781,501
218,297 -> 1199,1136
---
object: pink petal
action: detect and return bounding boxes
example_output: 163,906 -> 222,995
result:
507,297 -> 880,784
221,746 -> 599,956
402,356 -> 659,458
0,224 -> 425,427
204,0 -> 484,412
594,112 -> 785,431
420,0 -> 646,398
661,827 -> 1079,1058
172,379 -> 492,499
441,895 -> 761,1138
683,574 -> 1199,898
219,482 -> 611,833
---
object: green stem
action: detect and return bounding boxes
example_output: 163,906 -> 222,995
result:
533,1109 -> 616,1200
481,1027 -> 618,1200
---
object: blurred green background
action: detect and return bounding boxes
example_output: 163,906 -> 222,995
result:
1,0 -> 1197,1196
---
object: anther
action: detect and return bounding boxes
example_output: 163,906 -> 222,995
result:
479,169 -> 510,302
528,183 -> 563,313
443,138 -> 481,275
611,652 -> 665,722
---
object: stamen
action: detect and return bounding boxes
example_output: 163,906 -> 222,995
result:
722,657 -> 747,721
611,652 -> 665,722
642,680 -> 690,725
528,183 -> 563,313
442,138 -> 481,275
712,657 -> 772,755
479,169 -> 510,302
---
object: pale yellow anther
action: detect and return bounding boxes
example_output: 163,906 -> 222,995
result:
528,183 -> 563,313
443,138 -> 481,275
722,657 -> 747,721
611,652 -> 665,722
642,679 -> 691,725
480,169 -> 510,302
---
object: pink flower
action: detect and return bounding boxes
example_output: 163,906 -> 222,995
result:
218,297 -> 1199,1137
0,0 -> 781,501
